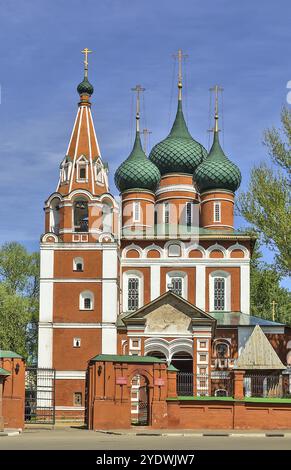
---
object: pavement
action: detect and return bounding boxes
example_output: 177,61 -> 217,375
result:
0,426 -> 290,450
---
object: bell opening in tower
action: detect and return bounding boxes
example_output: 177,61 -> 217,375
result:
74,198 -> 89,232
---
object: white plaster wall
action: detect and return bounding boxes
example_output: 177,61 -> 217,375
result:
102,326 -> 117,354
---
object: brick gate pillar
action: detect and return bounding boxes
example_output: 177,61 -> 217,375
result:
233,370 -> 246,400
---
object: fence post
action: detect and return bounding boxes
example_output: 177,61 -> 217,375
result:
167,367 -> 178,399
233,370 -> 245,400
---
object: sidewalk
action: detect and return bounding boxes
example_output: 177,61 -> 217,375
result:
95,427 -> 291,438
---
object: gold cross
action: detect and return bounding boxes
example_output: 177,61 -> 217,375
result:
173,49 -> 188,98
209,85 -> 224,132
271,300 -> 277,322
131,85 -> 145,131
81,48 -> 92,77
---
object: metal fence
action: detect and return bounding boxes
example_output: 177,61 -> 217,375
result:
25,367 -> 56,424
243,374 -> 290,398
177,372 -> 233,397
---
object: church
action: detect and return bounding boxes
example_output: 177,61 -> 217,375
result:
37,49 -> 291,421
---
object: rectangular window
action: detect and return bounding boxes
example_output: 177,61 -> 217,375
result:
73,338 -> 81,348
133,202 -> 140,222
214,277 -> 225,311
74,392 -> 82,406
214,202 -> 221,222
164,202 -> 169,224
186,202 -> 192,227
199,341 -> 207,349
84,298 -> 91,309
170,277 -> 183,296
128,278 -> 139,311
79,166 -> 86,180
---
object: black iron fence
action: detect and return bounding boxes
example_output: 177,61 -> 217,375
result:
177,372 -> 233,397
243,373 -> 290,398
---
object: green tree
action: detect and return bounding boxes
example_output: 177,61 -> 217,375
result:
238,107 -> 291,275
250,241 -> 291,325
0,242 -> 39,362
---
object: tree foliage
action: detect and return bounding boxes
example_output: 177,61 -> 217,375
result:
250,241 -> 291,325
0,242 -> 39,362
238,107 -> 291,275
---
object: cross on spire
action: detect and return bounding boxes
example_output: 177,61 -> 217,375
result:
131,84 -> 145,132
209,85 -> 224,133
81,48 -> 92,78
173,49 -> 188,100
142,128 -> 152,154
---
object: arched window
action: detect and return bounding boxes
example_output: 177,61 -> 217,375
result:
168,243 -> 181,257
128,277 -> 139,311
74,198 -> 88,232
166,271 -> 187,299
209,271 -> 231,311
215,342 -> 229,359
79,291 -> 94,310
73,257 -> 84,272
123,271 -> 143,312
214,277 -> 225,311
50,197 -> 60,234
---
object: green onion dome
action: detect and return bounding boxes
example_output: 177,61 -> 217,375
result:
194,131 -> 241,193
114,131 -> 161,193
77,76 -> 94,96
149,100 -> 207,175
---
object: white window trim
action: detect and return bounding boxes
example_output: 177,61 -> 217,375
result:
123,271 -> 144,312
166,271 -> 187,299
209,271 -> 231,312
168,243 -> 181,257
73,257 -> 84,271
79,290 -> 94,310
129,338 -> 141,350
76,157 -> 89,183
133,202 -> 140,223
73,338 -> 81,348
213,202 -> 221,223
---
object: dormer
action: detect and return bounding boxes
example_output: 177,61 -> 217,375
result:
76,155 -> 89,183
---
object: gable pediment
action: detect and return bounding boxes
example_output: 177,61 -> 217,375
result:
120,291 -> 215,332
144,303 -> 192,333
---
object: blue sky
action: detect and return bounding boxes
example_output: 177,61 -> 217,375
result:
0,0 -> 290,287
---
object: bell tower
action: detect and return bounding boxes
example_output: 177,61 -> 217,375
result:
38,50 -> 119,420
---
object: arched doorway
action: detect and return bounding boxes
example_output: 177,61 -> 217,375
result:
145,351 -> 167,361
171,352 -> 193,396
171,352 -> 193,373
130,374 -> 149,426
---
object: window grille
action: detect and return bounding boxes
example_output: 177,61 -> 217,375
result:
186,202 -> 192,226
128,277 -> 139,311
214,277 -> 225,310
164,203 -> 169,224
171,277 -> 183,296
84,298 -> 91,309
214,203 -> 221,222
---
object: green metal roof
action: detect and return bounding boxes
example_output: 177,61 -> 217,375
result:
77,76 -> 94,96
149,99 -> 207,175
0,350 -> 23,358
90,354 -> 166,363
194,131 -> 241,192
114,131 -> 161,192
0,367 -> 11,376
210,312 -> 284,327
